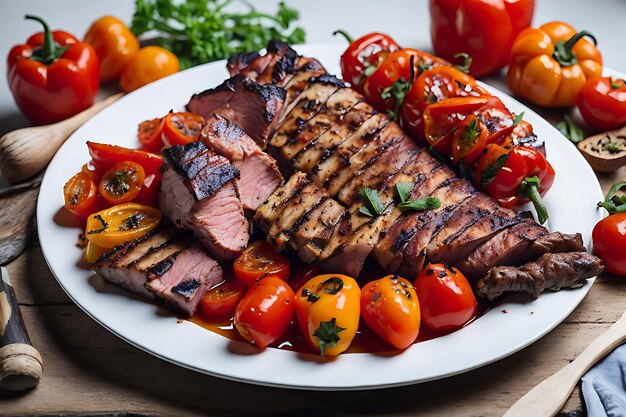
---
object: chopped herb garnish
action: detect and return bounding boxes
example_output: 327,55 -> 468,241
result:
398,197 -> 441,212
557,115 -> 584,144
417,60 -> 431,75
87,214 -> 108,234
313,318 -> 345,358
480,153 -> 510,188
512,111 -> 525,126
607,141 -> 621,154
395,182 -> 413,204
359,187 -> 384,217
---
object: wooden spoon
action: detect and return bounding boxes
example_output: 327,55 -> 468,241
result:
0,93 -> 123,184
503,308 -> 626,417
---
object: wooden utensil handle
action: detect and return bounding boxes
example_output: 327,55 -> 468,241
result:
0,267 -> 43,391
0,93 -> 123,184
503,310 -> 626,417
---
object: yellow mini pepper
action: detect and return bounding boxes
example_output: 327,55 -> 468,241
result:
295,274 -> 361,357
507,21 -> 602,107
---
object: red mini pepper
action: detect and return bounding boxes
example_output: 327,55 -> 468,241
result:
7,15 -> 100,125
334,31 -> 400,93
577,76 -> 626,131
476,144 -> 555,224
429,0 -> 535,77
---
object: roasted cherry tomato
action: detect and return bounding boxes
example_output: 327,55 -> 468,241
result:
362,48 -> 450,114
414,264 -> 477,331
85,203 -> 161,248
119,46 -> 180,93
81,163 -> 99,183
200,276 -> 248,320
295,274 -> 360,357
138,117 -> 165,151
63,171 -> 99,219
402,66 -> 487,141
422,96 -> 491,153
577,76 -> 626,131
87,142 -> 162,207
161,112 -> 205,148
98,161 -> 145,205
234,276 -> 295,349
593,213 -> 626,276
361,275 -> 421,350
83,240 -> 109,264
451,114 -> 489,165
335,31 -> 401,93
233,240 -> 291,287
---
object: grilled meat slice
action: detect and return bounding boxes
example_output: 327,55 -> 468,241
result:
160,142 -> 249,261
457,220 -> 548,282
475,252 -> 603,300
200,114 -> 283,211
529,232 -> 585,256
373,163 -> 457,272
254,172 -> 310,232
291,101 -> 376,172
94,228 -> 223,317
270,75 -> 346,148
279,88 -> 367,161
227,51 -> 262,77
309,113 -> 389,185
292,197 -> 346,263
186,74 -> 286,148
282,59 -> 326,107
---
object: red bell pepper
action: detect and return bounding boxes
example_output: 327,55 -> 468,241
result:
334,31 -> 400,93
86,142 -> 162,207
577,76 -> 626,131
476,144 -> 555,224
7,15 -> 100,125
429,0 -> 535,77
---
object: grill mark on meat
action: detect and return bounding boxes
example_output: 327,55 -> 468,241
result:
282,65 -> 327,108
254,172 -> 310,232
529,232 -> 585,256
293,198 -> 346,263
162,142 -> 240,201
171,279 -> 202,297
145,251 -> 180,279
227,51 -> 261,76
271,195 -> 328,251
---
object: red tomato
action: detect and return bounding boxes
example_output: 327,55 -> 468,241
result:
63,171 -> 99,219
414,264 -> 477,331
233,240 -> 290,287
234,276 -> 295,349
592,213 -> 626,276
361,275 -> 421,350
200,277 -> 248,320
98,161 -> 145,205
138,117 -> 165,151
577,76 -> 626,131
161,112 -> 205,148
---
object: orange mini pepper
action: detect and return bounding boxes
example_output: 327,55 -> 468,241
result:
84,16 -> 140,81
295,274 -> 360,357
507,21 -> 602,107
120,46 -> 180,92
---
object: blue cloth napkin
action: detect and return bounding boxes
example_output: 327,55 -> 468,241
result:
582,342 -> 626,417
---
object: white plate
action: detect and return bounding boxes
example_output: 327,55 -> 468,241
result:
37,43 -> 605,390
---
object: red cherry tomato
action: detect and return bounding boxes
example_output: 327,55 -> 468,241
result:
63,171 -> 99,219
592,213 -> 626,276
414,263 -> 477,331
200,277 -> 248,320
577,76 -> 626,131
98,161 -> 145,205
233,240 -> 290,287
361,275 -> 421,350
138,117 -> 165,151
450,114 -> 489,165
161,112 -> 205,148
234,276 -> 295,349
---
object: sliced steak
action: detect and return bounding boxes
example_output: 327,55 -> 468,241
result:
282,59 -> 327,107
200,114 -> 283,211
94,227 -> 223,317
227,51 -> 262,77
529,232 -> 585,256
186,74 -> 286,148
270,75 -> 346,148
475,252 -> 603,300
160,142 -> 249,261
291,101 -> 376,172
292,197 -> 346,263
457,220 -> 548,282
279,88 -> 367,161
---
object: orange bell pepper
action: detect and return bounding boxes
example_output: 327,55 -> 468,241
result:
507,21 -> 602,107
84,16 -> 140,82
294,274 -> 361,357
